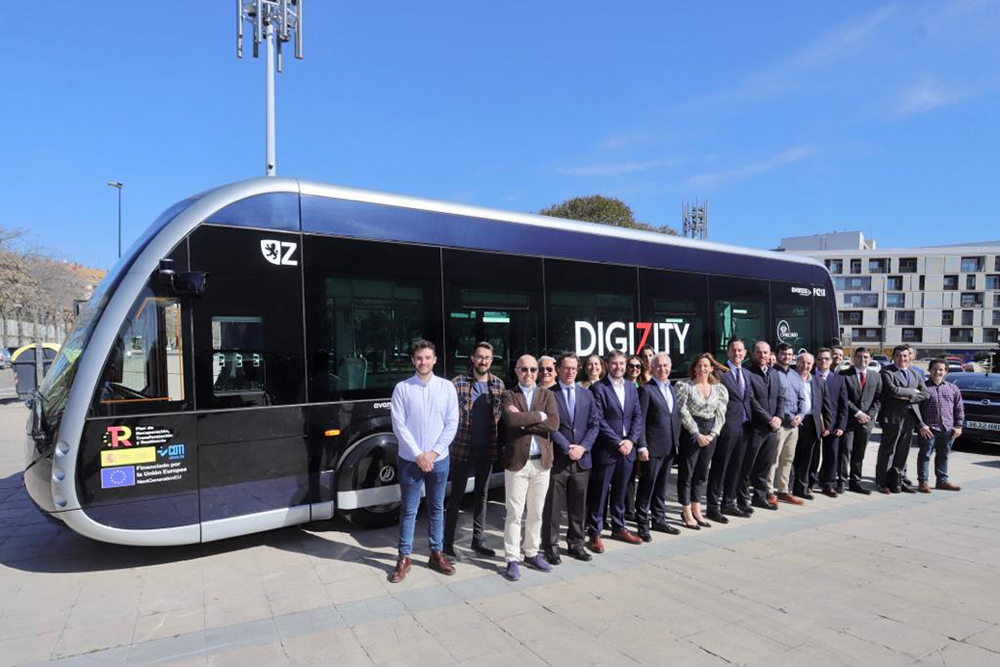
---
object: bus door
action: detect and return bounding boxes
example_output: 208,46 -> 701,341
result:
188,225 -> 309,540
771,281 -> 815,354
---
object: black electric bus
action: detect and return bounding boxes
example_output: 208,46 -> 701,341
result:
25,178 -> 837,546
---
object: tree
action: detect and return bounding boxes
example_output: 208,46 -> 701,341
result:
539,195 -> 678,235
0,228 -> 38,347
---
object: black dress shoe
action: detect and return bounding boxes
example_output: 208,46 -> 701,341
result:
651,522 -> 681,535
442,547 -> 460,563
835,483 -> 846,494
471,540 -> 496,557
638,529 -> 652,543
751,498 -> 778,511
567,544 -> 592,561
722,505 -> 749,518
681,521 -> 701,530
793,491 -> 814,501
706,510 -> 729,524
900,484 -> 916,494
543,547 -> 562,565
848,484 -> 872,495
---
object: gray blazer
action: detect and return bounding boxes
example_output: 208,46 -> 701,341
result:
877,364 -> 929,426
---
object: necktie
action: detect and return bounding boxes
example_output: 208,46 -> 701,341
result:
900,369 -> 909,387
566,387 -> 575,425
736,368 -> 745,395
860,371 -> 866,390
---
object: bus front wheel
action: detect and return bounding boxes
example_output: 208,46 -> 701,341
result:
337,434 -> 401,529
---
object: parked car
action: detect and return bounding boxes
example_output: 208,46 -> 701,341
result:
950,373 -> 1000,444
872,354 -> 890,368
0,348 -> 10,369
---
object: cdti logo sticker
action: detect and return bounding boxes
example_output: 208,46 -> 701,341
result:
260,239 -> 298,266
102,425 -> 133,448
574,320 -> 690,357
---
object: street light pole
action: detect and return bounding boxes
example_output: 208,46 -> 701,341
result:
107,182 -> 123,258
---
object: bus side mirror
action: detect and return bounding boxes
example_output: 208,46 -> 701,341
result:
172,272 -> 209,296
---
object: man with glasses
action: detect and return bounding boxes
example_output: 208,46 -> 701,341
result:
587,350 -> 644,551
389,340 -> 459,583
500,355 -> 559,581
542,353 -> 600,564
538,356 -> 558,389
443,341 -> 505,562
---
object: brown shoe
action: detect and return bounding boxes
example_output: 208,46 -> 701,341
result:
877,486 -> 891,494
611,530 -> 642,545
766,493 -> 779,507
821,487 -> 838,498
918,482 -> 932,494
587,535 -> 605,553
428,551 -> 456,576
936,481 -> 961,491
776,492 -> 804,506
388,555 -> 411,583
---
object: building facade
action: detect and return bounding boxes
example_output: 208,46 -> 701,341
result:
779,233 -> 1000,359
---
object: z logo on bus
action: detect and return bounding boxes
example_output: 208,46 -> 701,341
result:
260,239 -> 298,266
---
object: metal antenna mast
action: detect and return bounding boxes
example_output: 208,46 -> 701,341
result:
237,1 -> 304,177
682,200 -> 709,240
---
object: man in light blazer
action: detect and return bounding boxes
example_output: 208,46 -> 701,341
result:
709,339 -> 754,522
500,355 -> 560,581
876,344 -> 930,494
586,350 -> 644,551
636,353 -> 682,539
542,353 -> 600,564
840,347 -> 882,494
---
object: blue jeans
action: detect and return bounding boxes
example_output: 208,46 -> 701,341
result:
917,430 -> 954,484
397,457 -> 450,557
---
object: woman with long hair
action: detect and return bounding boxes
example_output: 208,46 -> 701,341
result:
675,353 -> 728,529
580,353 -> 605,389
625,355 -> 644,387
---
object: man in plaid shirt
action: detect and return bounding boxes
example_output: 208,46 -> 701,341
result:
916,359 -> 964,493
443,341 -> 506,560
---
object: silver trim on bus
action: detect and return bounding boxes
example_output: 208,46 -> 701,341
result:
201,504 -> 311,543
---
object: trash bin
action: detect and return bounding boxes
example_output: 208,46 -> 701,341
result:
11,343 -> 60,402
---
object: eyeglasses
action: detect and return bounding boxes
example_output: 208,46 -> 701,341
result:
627,363 -> 642,369
540,366 -> 555,372
518,367 -> 538,373
473,355 -> 493,362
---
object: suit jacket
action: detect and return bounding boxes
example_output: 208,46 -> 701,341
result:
550,384 -> 600,471
501,385 -> 559,471
637,380 -> 681,458
590,376 -> 643,464
841,366 -> 882,427
719,365 -> 752,436
801,374 -> 832,441
878,364 -> 930,426
747,365 -> 780,435
816,370 -> 849,433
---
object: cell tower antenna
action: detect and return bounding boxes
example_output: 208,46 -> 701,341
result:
682,199 -> 709,240
237,1 -> 304,177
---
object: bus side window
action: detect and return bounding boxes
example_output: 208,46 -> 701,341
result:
211,316 -> 266,395
98,291 -> 185,405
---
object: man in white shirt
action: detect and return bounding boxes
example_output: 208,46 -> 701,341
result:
388,340 -> 459,583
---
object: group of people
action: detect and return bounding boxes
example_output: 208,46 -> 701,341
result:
387,338 -> 965,583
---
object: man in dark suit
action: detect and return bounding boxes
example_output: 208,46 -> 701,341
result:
587,350 -> 644,551
876,344 -> 930,494
708,339 -> 753,522
791,352 -> 831,498
840,347 -> 882,494
635,352 -> 682,539
813,347 -> 849,496
738,340 -> 783,512
542,353 -> 600,564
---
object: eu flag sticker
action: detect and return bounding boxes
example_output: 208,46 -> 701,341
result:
101,466 -> 136,489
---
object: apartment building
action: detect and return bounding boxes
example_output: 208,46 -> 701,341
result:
778,232 -> 1000,358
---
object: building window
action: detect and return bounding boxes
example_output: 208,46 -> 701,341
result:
986,275 -> 1000,290
834,276 -> 871,291
887,276 -> 903,291
850,259 -> 862,274
919,275 -> 925,290
894,311 -> 915,325
962,310 -> 974,326
943,275 -> 958,290
961,256 -> 984,273
942,310 -> 954,325
868,258 -> 889,274
825,259 -> 843,275
995,256 -> 1000,272
878,310 -> 886,325
950,328 -> 974,343
902,328 -> 923,343
985,328 -> 999,344
886,293 -> 905,308
994,310 -> 1000,326
995,294 -> 1000,308
961,292 -> 984,308
843,293 -> 879,308
839,311 -> 863,326
851,328 -> 882,342
967,275 -> 977,290
898,257 -> 917,273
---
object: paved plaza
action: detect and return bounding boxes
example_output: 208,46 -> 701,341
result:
2,392 -> 1000,666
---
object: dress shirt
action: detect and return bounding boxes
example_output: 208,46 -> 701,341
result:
800,375 -> 813,415
519,383 -> 545,455
391,374 -> 459,462
922,379 -> 965,432
774,365 -> 806,422
653,378 -> 674,412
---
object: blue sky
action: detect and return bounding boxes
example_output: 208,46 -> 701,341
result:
3,1 -> 998,269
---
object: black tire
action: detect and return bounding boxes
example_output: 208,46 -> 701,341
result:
337,436 -> 401,529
